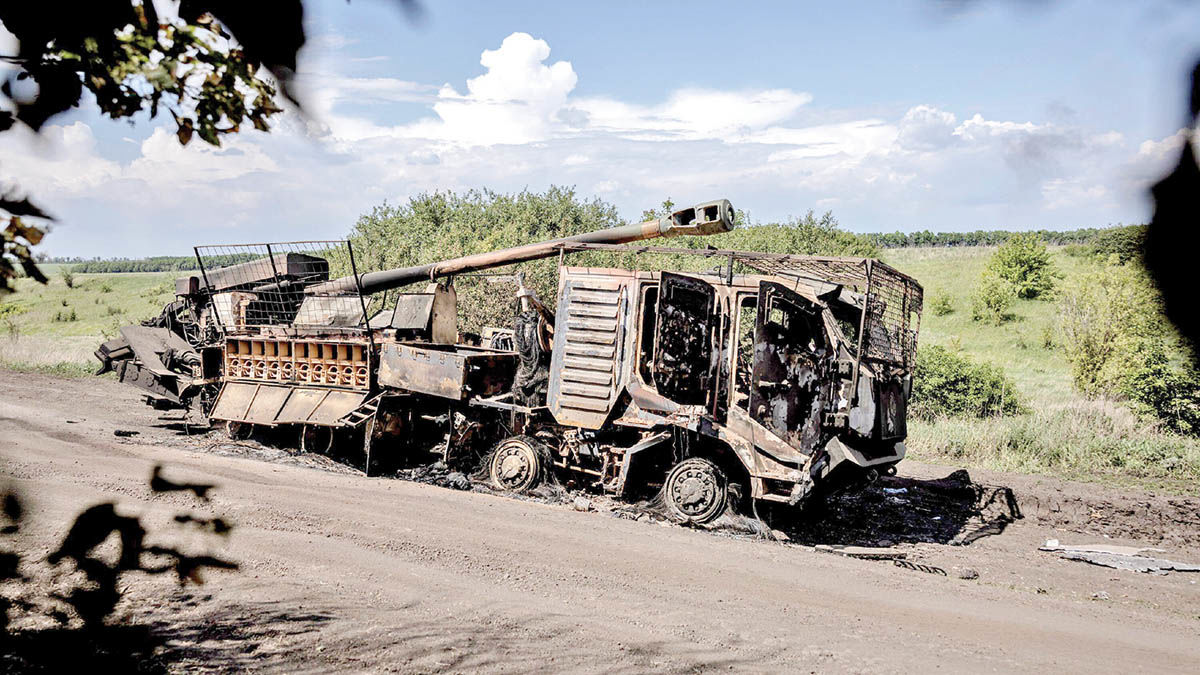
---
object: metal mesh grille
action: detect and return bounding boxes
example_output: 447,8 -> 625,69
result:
861,261 -> 922,368
732,254 -> 922,368
554,243 -> 924,368
194,241 -> 368,333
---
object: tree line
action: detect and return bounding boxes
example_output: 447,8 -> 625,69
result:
69,253 -> 257,274
866,227 -> 1121,249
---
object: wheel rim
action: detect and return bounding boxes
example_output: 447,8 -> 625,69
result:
666,459 -> 726,523
299,425 -> 332,454
491,439 -> 540,492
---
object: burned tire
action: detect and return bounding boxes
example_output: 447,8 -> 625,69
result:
489,436 -> 545,493
223,421 -> 252,441
664,457 -> 728,524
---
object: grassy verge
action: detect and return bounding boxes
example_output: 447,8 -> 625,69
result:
907,402 -> 1200,493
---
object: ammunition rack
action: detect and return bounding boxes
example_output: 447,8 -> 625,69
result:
224,337 -> 371,390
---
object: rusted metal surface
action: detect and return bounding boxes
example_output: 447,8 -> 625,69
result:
547,275 -> 625,428
378,343 -> 516,401
98,195 -> 926,520
209,382 -> 370,426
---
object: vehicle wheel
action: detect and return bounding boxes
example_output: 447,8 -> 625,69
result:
489,436 -> 544,493
664,457 -> 728,524
223,421 -> 252,441
299,424 -> 333,454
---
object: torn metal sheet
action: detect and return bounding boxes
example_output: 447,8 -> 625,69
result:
814,544 -> 907,560
1041,540 -> 1200,575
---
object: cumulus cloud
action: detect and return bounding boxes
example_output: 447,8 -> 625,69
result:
897,105 -> 958,151
0,30 -> 1176,256
400,32 -> 578,145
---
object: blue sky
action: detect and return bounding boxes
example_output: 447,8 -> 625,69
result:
2,0 -> 1198,257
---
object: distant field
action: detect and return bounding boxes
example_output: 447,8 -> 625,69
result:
0,269 -> 178,374
883,246 -> 1087,409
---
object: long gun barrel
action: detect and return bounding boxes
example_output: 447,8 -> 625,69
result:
310,199 -> 735,296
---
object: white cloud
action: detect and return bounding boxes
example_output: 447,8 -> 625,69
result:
1042,178 -> 1111,210
0,122 -> 120,195
129,128 -> 278,186
401,32 -> 578,145
896,105 -> 958,151
2,31 -> 1178,256
573,88 -> 812,142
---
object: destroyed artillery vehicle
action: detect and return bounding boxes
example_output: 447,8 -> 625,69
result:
96,199 -> 923,523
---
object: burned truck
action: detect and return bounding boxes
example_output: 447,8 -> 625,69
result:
96,199 -> 923,523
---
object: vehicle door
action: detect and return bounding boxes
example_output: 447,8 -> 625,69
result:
748,281 -> 830,452
652,272 -> 717,407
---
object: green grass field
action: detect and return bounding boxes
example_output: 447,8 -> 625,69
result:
884,247 -> 1199,492
0,268 -> 178,375
3,249 -> 1196,492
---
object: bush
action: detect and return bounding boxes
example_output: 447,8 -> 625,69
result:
52,308 -> 77,322
1057,263 -> 1163,396
970,270 -> 1015,325
347,187 -> 623,332
910,345 -> 1025,420
929,291 -> 954,316
1087,224 -> 1147,265
60,268 -> 75,289
986,232 -> 1059,299
1119,338 -> 1200,436
1057,261 -> 1200,435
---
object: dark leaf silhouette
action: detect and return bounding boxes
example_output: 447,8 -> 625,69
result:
174,513 -> 233,535
47,503 -> 146,571
150,464 -> 214,500
0,192 -> 51,220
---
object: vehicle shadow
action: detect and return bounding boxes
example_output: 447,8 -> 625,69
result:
782,469 -> 1022,547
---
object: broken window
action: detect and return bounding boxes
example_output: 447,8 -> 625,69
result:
652,273 -> 716,406
733,295 -> 757,411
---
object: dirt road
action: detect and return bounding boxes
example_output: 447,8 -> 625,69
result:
2,371 -> 1199,673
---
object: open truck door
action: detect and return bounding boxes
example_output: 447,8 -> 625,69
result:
748,281 -> 830,453
652,272 -> 717,407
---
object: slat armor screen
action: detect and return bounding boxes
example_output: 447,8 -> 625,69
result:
554,243 -> 923,370
194,241 -> 369,333
733,254 -> 922,369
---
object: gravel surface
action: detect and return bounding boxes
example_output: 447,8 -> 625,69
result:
2,371 -> 1198,673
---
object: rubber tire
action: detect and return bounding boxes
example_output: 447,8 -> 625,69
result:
488,436 -> 544,493
664,457 -> 729,524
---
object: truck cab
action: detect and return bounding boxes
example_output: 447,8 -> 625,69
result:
531,258 -> 920,521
